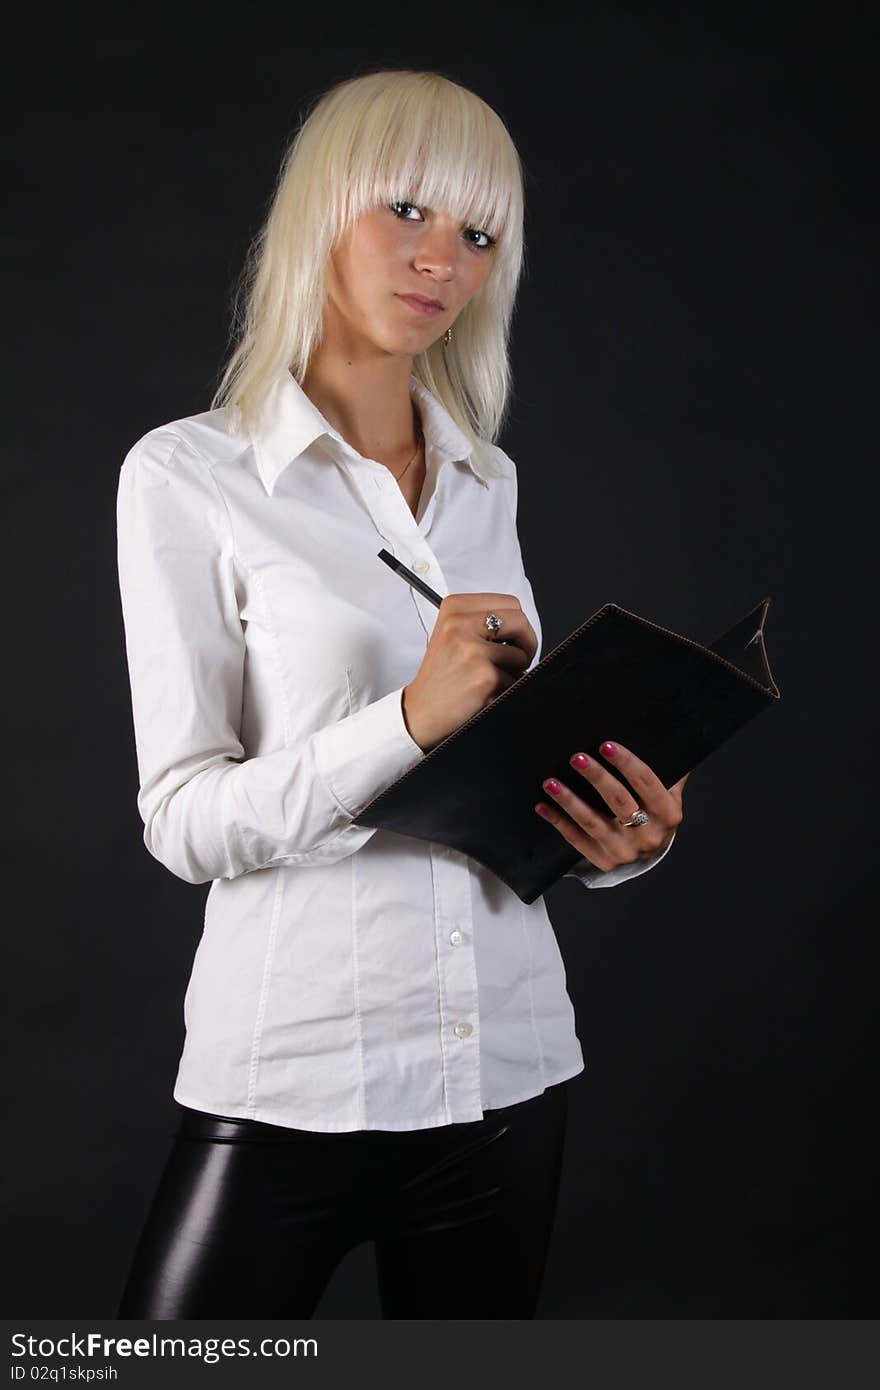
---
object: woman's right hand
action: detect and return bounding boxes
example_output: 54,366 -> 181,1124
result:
402,593 -> 539,753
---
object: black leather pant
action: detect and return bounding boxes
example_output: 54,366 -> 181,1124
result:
116,1079 -> 569,1319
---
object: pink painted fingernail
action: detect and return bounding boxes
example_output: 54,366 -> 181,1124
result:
571,753 -> 590,769
543,778 -> 561,795
535,803 -> 552,818
600,742 -> 617,757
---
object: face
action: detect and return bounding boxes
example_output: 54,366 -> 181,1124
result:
324,197 -> 497,356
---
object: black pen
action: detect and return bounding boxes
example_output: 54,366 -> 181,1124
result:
378,548 -> 510,642
377,548 -> 443,606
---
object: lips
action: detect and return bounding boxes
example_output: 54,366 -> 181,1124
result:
397,293 -> 444,313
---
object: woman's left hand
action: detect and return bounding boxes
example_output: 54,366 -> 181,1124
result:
534,740 -> 689,873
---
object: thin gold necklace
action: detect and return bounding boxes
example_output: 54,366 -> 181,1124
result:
391,420 -> 424,483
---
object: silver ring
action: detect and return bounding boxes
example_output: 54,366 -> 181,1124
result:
484,613 -> 503,636
619,809 -> 650,828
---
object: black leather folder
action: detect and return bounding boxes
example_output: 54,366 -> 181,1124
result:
353,597 -> 781,904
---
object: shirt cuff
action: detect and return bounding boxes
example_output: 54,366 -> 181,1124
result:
312,686 -> 426,819
565,828 -> 677,887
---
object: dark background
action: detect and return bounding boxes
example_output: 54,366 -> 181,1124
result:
4,4 -> 875,1317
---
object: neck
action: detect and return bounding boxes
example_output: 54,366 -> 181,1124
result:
301,337 -> 421,466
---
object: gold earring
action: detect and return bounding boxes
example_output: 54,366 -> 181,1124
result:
443,326 -> 452,346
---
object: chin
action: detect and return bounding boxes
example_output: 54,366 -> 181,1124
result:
377,329 -> 432,357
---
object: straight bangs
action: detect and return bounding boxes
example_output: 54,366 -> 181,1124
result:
335,74 -> 520,249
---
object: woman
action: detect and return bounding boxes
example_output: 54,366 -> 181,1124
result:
115,68 -> 686,1320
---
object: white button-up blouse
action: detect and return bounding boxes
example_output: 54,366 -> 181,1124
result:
115,368 -> 675,1132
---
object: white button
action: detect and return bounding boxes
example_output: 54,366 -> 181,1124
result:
411,559 -> 430,573
453,1021 -> 473,1039
449,929 -> 465,946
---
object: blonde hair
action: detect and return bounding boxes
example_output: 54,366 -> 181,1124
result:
211,68 -> 527,478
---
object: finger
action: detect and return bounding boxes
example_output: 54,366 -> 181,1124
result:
482,639 -> 532,677
669,772 -> 690,803
564,749 -> 650,827
541,774 -> 668,855
445,593 -> 538,666
586,740 -> 683,828
448,592 -> 524,612
538,780 -> 655,864
457,608 -> 536,664
534,798 -> 620,872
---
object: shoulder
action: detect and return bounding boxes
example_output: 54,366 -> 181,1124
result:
120,405 -> 249,480
117,409 -> 250,540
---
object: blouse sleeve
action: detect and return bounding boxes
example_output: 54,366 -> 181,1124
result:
498,444 -> 678,891
115,431 -> 426,885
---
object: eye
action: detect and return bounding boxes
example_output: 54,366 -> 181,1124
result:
389,199 -> 423,221
464,227 -> 496,251
389,200 -> 496,251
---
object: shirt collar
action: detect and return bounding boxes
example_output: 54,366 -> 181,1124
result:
249,369 -> 490,496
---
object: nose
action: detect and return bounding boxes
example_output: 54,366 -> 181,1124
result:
413,220 -> 458,280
